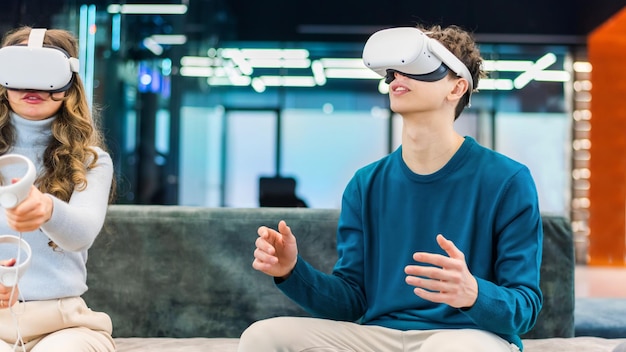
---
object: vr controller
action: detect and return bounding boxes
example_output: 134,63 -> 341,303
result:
0,154 -> 36,287
0,235 -> 31,287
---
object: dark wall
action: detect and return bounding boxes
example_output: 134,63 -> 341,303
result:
0,0 -> 625,44
225,0 -> 626,42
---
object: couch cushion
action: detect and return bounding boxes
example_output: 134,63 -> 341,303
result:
575,298 -> 626,338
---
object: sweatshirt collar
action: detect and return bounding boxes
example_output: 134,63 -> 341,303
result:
10,112 -> 55,149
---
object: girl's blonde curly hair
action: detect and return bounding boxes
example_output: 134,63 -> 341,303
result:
0,26 -> 115,203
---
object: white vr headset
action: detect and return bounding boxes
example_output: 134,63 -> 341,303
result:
0,28 -> 79,93
362,27 -> 474,104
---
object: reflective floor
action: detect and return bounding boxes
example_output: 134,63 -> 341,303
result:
575,265 -> 626,298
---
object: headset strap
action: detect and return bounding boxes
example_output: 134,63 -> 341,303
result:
28,28 -> 46,48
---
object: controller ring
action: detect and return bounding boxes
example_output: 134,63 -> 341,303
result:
0,235 -> 31,287
0,154 -> 36,209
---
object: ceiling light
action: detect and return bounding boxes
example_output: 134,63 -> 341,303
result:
259,76 -> 316,87
150,35 -> 187,45
181,56 -> 214,67
324,68 -> 380,79
107,4 -> 188,15
238,48 -> 309,59
180,66 -> 214,77
319,58 -> 365,69
311,61 -> 327,85
477,78 -> 514,90
534,70 -> 571,82
513,53 -> 557,89
482,60 -> 533,72
573,61 -> 592,73
246,58 -> 311,69
142,37 -> 163,55
251,78 -> 266,93
207,76 -> 251,87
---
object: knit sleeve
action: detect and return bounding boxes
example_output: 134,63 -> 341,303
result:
276,174 -> 368,321
460,166 -> 543,336
39,147 -> 113,252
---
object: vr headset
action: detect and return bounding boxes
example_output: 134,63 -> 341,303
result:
362,27 -> 474,104
0,28 -> 79,93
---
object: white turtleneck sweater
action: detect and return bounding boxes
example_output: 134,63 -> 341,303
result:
0,112 -> 113,301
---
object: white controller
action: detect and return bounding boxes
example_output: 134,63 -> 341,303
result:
0,235 -> 31,287
0,154 -> 36,209
0,154 -> 36,287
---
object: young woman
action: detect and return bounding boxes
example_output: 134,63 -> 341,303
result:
0,27 -> 115,352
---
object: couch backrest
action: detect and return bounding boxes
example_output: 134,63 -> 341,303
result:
83,205 -> 574,339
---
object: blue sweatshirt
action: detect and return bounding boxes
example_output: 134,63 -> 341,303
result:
278,136 -> 543,350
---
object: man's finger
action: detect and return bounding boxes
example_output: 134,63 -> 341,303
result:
436,234 -> 464,260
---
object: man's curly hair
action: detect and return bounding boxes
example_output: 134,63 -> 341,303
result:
419,24 -> 486,119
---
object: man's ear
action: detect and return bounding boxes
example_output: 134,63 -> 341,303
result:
448,78 -> 469,102
451,78 -> 469,98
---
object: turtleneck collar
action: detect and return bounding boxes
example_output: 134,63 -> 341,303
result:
10,112 -> 55,150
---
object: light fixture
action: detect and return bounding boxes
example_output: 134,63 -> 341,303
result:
323,68 -> 379,79
107,4 -> 188,15
573,61 -> 592,73
142,37 -> 163,56
179,46 -> 569,92
482,60 -> 533,72
251,77 -> 266,93
533,70 -> 571,82
180,66 -> 214,77
181,56 -> 215,67
220,48 -> 311,69
150,34 -> 187,45
319,58 -> 365,68
513,53 -> 557,89
237,48 -> 309,59
258,76 -> 316,87
478,79 -> 514,91
311,61 -> 327,85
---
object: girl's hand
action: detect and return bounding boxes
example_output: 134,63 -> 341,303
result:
5,184 -> 53,232
0,258 -> 18,309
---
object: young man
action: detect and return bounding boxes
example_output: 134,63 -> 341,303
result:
239,24 -> 543,352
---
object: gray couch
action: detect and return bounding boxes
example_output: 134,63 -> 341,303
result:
82,205 -> 626,351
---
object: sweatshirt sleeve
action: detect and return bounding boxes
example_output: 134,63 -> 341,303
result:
276,175 -> 367,321
461,167 -> 544,336
277,256 -> 366,321
39,148 -> 113,252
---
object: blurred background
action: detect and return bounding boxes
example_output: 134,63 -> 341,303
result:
1,0 -> 626,264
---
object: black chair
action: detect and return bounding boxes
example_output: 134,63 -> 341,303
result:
259,176 -> 308,207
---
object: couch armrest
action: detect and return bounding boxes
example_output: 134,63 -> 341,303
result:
521,214 -> 575,338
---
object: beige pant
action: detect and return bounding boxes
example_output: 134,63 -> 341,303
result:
238,317 -> 519,352
0,297 -> 115,352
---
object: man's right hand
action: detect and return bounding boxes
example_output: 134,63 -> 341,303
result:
252,220 -> 298,279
